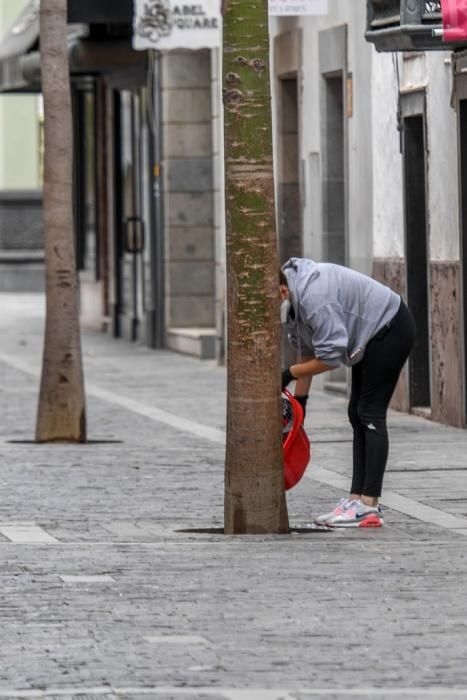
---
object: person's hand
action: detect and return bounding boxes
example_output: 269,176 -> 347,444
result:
294,395 -> 308,420
281,367 -> 295,390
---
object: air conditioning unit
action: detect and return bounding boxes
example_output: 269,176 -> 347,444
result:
366,0 -> 465,51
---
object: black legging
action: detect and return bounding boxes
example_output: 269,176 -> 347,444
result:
348,300 -> 416,498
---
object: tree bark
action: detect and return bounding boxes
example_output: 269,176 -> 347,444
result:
223,0 -> 289,533
36,0 -> 86,442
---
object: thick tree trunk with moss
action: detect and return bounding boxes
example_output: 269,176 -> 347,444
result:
36,0 -> 86,442
223,0 -> 289,533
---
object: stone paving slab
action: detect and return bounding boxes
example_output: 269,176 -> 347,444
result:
2,691 -> 467,700
1,294 -> 467,697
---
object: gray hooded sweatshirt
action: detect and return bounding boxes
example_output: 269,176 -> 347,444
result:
282,258 -> 401,368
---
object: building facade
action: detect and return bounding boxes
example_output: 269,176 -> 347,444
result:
3,0 -> 467,428
270,0 -> 467,427
0,0 -> 43,291
0,0 -> 223,360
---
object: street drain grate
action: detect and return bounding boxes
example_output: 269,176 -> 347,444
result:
177,524 -> 333,535
5,439 -> 124,445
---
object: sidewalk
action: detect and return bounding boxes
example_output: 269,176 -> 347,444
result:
1,293 -> 467,699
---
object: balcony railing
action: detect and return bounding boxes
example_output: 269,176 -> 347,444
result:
423,0 -> 442,20
368,1 -> 400,29
366,0 -> 465,51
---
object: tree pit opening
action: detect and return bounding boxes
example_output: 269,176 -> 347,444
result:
177,524 -> 333,535
6,439 -> 124,445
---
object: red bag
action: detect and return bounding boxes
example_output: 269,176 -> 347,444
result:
282,389 -> 311,490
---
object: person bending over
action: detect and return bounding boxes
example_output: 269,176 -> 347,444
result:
280,257 -> 415,528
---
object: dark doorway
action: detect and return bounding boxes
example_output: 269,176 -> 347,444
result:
112,80 -> 163,348
323,74 -> 346,266
321,73 -> 347,389
403,114 -> 431,409
116,90 -> 146,343
73,81 -> 98,278
278,77 -> 301,264
112,90 -> 123,338
460,100 -> 467,423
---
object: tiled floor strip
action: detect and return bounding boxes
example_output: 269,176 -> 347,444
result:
0,524 -> 59,544
0,687 -> 466,698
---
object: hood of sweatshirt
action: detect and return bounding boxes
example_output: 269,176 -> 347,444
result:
280,257 -> 401,367
281,258 -> 321,316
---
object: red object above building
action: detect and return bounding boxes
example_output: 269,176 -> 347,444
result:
442,0 -> 467,40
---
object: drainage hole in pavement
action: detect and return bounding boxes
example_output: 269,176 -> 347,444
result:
177,525 -> 333,535
6,439 -> 124,445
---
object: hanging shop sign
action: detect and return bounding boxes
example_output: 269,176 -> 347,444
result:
268,0 -> 328,16
441,0 -> 467,40
133,0 -> 221,50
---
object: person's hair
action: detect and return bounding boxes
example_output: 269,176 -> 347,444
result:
279,268 -> 288,287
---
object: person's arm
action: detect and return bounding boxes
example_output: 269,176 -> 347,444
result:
295,374 -> 313,397
290,357 -> 334,380
282,301 -> 345,416
292,373 -> 313,418
282,357 -> 333,419
291,356 -> 315,396
282,357 -> 334,389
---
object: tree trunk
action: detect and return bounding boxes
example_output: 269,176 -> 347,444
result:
36,0 -> 86,442
223,0 -> 289,533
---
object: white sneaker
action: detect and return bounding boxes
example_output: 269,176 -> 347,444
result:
314,497 -> 351,525
327,499 -> 384,528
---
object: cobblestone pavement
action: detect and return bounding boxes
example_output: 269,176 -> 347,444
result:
1,294 -> 467,700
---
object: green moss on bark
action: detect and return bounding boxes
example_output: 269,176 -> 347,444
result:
223,0 -> 289,534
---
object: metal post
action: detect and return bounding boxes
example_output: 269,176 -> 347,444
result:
148,50 -> 165,349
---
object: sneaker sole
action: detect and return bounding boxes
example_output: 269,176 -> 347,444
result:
330,515 -> 384,528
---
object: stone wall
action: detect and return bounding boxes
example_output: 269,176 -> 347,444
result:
162,50 -> 215,330
430,261 -> 464,427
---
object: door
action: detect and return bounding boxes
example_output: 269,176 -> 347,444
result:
278,76 -> 302,264
73,81 -> 98,279
117,90 -> 145,342
403,114 -> 431,411
460,100 -> 467,423
323,73 -> 346,266
322,72 -> 347,388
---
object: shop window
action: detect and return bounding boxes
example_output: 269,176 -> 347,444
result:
74,83 -> 99,278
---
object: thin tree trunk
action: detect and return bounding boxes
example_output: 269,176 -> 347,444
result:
223,0 -> 289,533
36,0 -> 86,442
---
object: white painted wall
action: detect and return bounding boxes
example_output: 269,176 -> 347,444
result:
425,52 -> 459,261
371,51 -> 404,259
271,0 -> 375,274
0,0 -> 41,190
211,47 -> 226,362
346,2 -> 374,273
271,0 -> 460,270
371,49 -> 458,263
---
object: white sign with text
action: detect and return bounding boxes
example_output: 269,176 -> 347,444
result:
133,0 -> 221,50
269,0 -> 328,16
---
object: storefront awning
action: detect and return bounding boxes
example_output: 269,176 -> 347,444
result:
0,1 -> 41,92
68,0 -> 133,24
0,0 -> 144,93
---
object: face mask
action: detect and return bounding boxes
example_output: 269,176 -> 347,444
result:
280,298 -> 291,324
